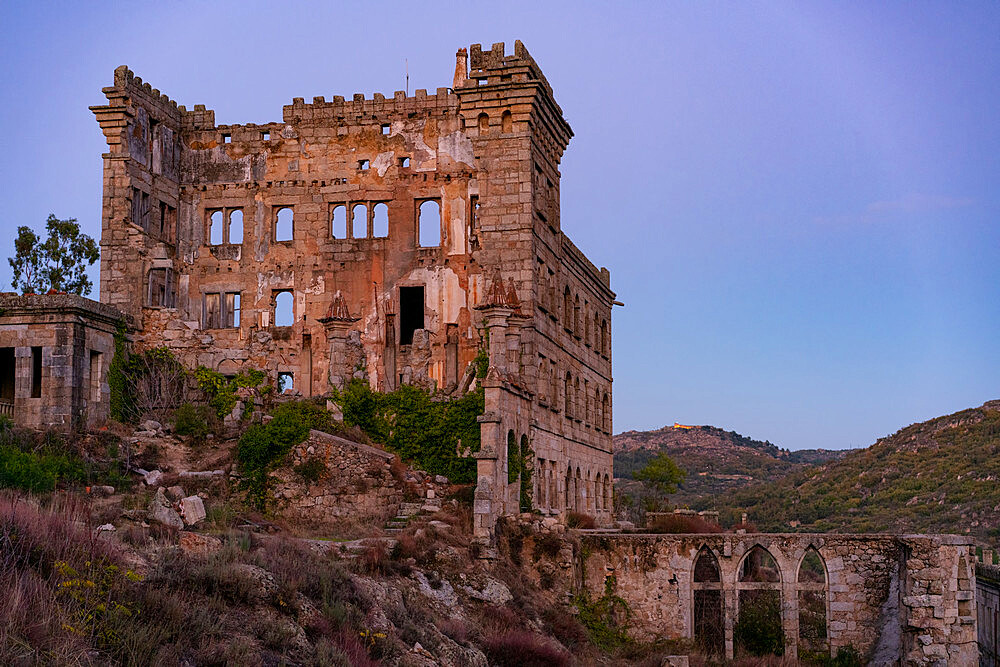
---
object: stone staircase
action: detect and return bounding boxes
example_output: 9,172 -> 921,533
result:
384,499 -> 442,534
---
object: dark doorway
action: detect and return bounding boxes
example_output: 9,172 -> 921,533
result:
0,348 -> 14,406
399,286 -> 424,345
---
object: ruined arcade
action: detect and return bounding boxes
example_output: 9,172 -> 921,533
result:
90,41 -> 616,531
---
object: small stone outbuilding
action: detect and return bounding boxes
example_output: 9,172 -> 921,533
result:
0,293 -> 126,430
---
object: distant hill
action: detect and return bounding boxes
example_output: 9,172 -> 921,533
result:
613,424 -> 845,505
693,401 -> 1000,546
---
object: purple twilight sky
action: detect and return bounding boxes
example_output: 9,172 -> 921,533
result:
1,1 -> 997,450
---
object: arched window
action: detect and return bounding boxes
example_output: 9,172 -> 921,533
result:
274,290 -> 294,327
601,319 -> 608,356
507,430 -> 518,484
563,287 -> 572,328
595,387 -> 602,431
537,359 -> 547,405
584,379 -> 591,425
693,547 -> 724,655
275,207 -> 293,241
564,466 -> 572,511
418,200 -> 441,247
352,203 -> 368,239
228,209 -> 243,244
584,308 -> 591,346
331,204 -> 348,239
574,377 -> 581,421
478,113 -> 489,134
602,392 -> 610,433
519,434 -> 532,511
209,210 -> 224,245
372,202 -> 389,238
574,295 -> 581,334
574,467 -> 582,512
736,546 -> 784,657
564,372 -> 572,418
798,548 -> 828,657
603,473 -> 611,511
501,110 -> 512,133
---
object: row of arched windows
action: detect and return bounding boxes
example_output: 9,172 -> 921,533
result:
535,356 -> 610,433
530,461 -> 611,514
692,545 -> 829,657
535,263 -> 609,357
476,110 -> 513,135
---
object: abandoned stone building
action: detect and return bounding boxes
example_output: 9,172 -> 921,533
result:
0,293 -> 124,430
89,41 -> 616,532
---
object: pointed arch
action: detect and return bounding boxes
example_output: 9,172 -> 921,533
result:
797,547 -> 829,656
692,546 -> 724,654
736,545 -> 784,656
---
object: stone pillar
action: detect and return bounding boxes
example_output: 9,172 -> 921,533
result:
319,290 -> 359,391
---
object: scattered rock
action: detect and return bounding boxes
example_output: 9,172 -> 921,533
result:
165,486 -> 186,502
179,531 -> 222,557
428,520 -> 451,531
178,470 -> 225,480
426,488 -> 436,500
143,470 -> 164,487
617,520 -> 635,531
90,485 -> 115,497
149,488 -> 183,530
179,495 -> 207,525
460,576 -> 512,605
95,523 -> 116,533
434,475 -> 449,485
141,419 -> 162,432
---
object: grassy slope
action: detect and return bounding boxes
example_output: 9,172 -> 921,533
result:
694,401 -> 1000,546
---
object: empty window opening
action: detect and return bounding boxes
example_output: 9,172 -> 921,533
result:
277,372 -> 294,393
209,210 -> 224,245
89,351 -> 102,403
418,199 -> 441,247
352,203 -> 368,239
501,110 -> 513,133
798,548 -> 828,656
693,548 -> 724,655
228,209 -> 244,244
399,286 -> 425,345
469,195 -> 480,234
147,268 -> 176,308
358,159 -> 370,171
30,347 -> 42,398
477,113 -> 489,134
132,188 -> 150,231
274,290 -> 294,327
226,292 -> 241,327
398,156 -> 410,168
222,133 -> 231,143
331,204 -> 348,239
372,202 -> 389,238
275,207 -> 294,241
261,131 -> 270,141
0,347 -> 14,405
507,431 -> 518,484
381,124 -> 390,135
736,546 -> 784,657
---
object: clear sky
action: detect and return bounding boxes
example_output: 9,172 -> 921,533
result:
1,1 -> 997,450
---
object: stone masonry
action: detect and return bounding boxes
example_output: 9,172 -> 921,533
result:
979,558 -> 1000,667
90,42 -> 615,534
560,533 -> 978,664
0,293 -> 127,430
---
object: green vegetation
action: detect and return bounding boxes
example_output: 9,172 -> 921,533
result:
701,403 -> 1000,546
734,591 -> 784,657
572,575 -> 632,650
236,402 -> 316,509
334,378 -> 482,483
8,214 -> 100,295
194,366 -> 269,420
633,451 -> 685,494
172,402 -> 213,443
107,320 -> 132,423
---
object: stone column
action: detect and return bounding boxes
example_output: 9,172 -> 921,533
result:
319,291 -> 359,391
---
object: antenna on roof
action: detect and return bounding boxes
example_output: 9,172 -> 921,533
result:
405,58 -> 409,96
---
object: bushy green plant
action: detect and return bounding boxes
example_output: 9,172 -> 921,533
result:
194,366 -> 268,420
0,445 -> 85,492
173,403 -> 213,442
235,405 -> 312,509
734,590 -> 784,656
572,575 -> 631,650
333,379 -> 481,483
295,457 -> 327,484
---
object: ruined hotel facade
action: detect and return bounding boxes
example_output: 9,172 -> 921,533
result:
89,41 -> 615,532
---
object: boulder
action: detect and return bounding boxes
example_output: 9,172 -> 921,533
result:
144,470 -> 164,487
179,531 -> 222,557
95,523 -> 116,533
149,488 -> 183,530
141,420 -> 162,432
434,475 -> 449,485
91,485 -> 115,497
165,486 -> 186,502
179,495 -> 207,525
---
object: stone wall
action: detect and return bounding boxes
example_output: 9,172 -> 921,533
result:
979,562 -> 1000,667
0,294 -> 128,430
568,533 -> 977,664
270,428 -> 405,529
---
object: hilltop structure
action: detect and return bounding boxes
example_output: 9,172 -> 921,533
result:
88,41 -> 616,534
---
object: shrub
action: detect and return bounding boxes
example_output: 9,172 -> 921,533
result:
734,590 -> 785,657
573,576 -> 632,650
173,403 -> 212,442
482,630 -> 571,667
294,457 -> 326,484
648,514 -> 721,534
565,511 -> 596,529
0,445 -> 85,492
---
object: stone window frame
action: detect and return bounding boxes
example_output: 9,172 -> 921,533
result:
205,207 -> 245,246
146,267 -> 177,309
795,546 -> 830,656
691,546 -> 725,655
131,186 -> 151,232
329,201 -> 391,241
272,289 -> 294,328
202,290 -> 242,330
415,197 -> 443,248
273,206 -> 295,243
735,545 -> 785,654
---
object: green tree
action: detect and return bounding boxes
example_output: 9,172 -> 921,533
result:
9,215 -> 100,295
634,451 -> 686,494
